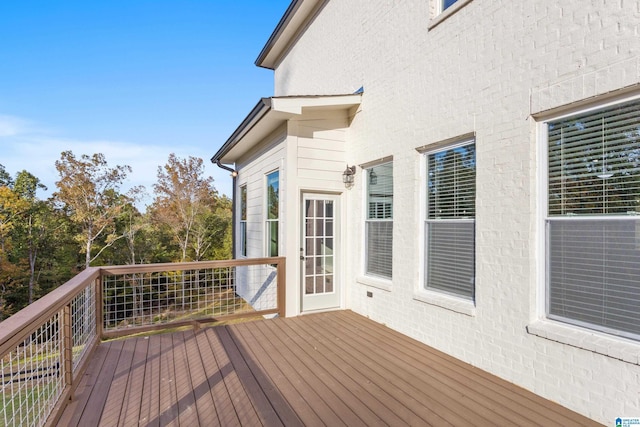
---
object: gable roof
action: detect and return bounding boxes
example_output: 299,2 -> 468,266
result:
211,94 -> 362,165
255,0 -> 325,70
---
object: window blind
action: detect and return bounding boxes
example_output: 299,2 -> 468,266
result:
428,145 -> 476,219
366,162 -> 393,279
425,142 -> 475,299
426,221 -> 475,298
366,221 -> 393,278
548,99 -> 640,216
548,219 -> 640,338
546,98 -> 640,339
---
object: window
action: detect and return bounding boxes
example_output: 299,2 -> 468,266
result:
442,0 -> 458,11
425,141 -> 476,299
266,171 -> 279,257
365,162 -> 393,279
240,184 -> 247,257
429,0 -> 473,28
545,97 -> 640,340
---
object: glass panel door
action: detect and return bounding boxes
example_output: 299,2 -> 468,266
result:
301,193 -> 340,312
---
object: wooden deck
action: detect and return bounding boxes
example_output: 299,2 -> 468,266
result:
58,310 -> 601,426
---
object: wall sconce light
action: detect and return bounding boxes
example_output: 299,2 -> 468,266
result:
342,165 -> 356,188
369,170 -> 377,185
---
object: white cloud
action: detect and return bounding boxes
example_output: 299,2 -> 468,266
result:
0,115 -> 30,137
0,117 -> 232,207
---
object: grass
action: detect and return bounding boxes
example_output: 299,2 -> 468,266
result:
106,288 -> 255,331
0,379 -> 61,427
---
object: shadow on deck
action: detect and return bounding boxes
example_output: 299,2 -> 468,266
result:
59,310 -> 601,426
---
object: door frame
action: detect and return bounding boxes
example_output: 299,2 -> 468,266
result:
299,191 -> 343,313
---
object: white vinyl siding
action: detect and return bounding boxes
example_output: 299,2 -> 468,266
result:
425,141 -> 476,299
365,162 -> 393,279
545,98 -> 640,340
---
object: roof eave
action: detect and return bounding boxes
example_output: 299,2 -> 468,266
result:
212,93 -> 362,165
210,97 -> 272,165
255,0 -> 324,70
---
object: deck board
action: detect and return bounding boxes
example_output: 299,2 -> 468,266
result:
98,338 -> 137,427
283,315 -> 454,426
60,310 -> 603,426
237,319 -> 351,426
139,334 -> 161,427
269,315 -> 419,426
56,341 -> 110,427
194,328 -> 238,426
337,311 -> 586,427
314,312 -> 526,425
118,336 -> 149,426
81,339 -> 125,427
182,330 -> 220,426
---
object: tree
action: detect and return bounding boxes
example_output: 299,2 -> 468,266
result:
13,171 -> 49,303
151,154 -> 220,262
0,164 -> 13,187
204,195 -> 232,260
0,185 -> 29,319
54,151 -> 136,268
0,185 -> 28,258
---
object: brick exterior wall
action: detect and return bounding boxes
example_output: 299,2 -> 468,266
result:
269,0 -> 640,423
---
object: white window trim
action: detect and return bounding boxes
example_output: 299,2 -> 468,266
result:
356,275 -> 392,292
418,138 -> 476,303
265,170 -> 280,258
239,183 -> 247,258
415,136 -> 477,314
527,320 -> 640,365
530,93 -> 640,360
428,0 -> 473,30
358,156 -> 395,282
413,289 -> 476,316
360,156 -> 394,286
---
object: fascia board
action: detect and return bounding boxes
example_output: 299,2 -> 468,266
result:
271,94 -> 363,114
213,93 -> 362,165
255,0 -> 324,70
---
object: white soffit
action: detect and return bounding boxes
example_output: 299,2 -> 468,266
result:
213,94 -> 361,164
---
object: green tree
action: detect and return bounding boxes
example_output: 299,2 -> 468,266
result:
13,171 -> 50,303
151,154 -> 226,262
54,151 -> 137,268
0,185 -> 29,318
0,164 -> 13,187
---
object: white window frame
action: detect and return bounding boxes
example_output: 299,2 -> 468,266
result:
239,184 -> 247,258
363,160 -> 393,280
539,94 -> 640,342
423,139 -> 476,301
429,0 -> 473,29
440,0 -> 458,13
265,170 -> 279,258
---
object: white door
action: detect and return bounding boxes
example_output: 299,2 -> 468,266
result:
301,193 -> 340,312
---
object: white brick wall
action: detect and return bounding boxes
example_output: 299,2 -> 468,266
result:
270,0 -> 640,423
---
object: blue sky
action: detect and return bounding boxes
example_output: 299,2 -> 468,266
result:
0,0 -> 291,203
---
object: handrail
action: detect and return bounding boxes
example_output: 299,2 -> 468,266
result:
100,257 -> 286,339
99,256 -> 280,275
0,257 -> 286,427
0,268 -> 100,357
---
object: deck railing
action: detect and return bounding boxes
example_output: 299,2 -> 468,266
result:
0,257 -> 285,427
